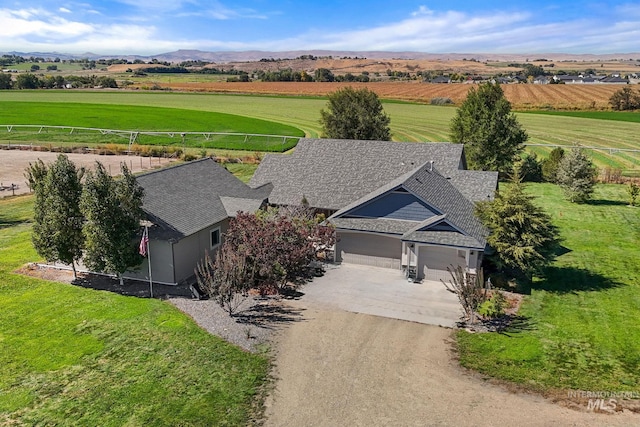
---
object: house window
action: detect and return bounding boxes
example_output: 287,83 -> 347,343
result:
210,228 -> 221,249
457,249 -> 466,259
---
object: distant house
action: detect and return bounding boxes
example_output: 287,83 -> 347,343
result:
600,75 -> 628,84
124,158 -> 270,285
533,75 -> 550,84
429,76 -> 451,84
250,139 -> 498,282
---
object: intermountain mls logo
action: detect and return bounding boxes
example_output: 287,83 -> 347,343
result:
568,390 -> 640,412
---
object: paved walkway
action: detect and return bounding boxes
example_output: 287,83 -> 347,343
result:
301,263 -> 462,327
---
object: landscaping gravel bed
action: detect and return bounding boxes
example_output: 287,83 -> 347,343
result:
169,295 -> 304,352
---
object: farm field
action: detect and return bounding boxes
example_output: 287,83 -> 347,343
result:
2,91 -> 639,174
0,101 -> 303,152
457,183 -> 640,394
0,195 -> 269,425
124,81 -> 627,110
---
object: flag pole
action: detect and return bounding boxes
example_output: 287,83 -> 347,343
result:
146,224 -> 153,298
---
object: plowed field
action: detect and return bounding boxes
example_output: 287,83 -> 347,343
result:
146,81 -> 624,110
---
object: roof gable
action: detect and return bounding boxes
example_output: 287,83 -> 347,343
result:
329,161 -> 489,248
341,188 -> 440,222
250,138 -> 466,210
137,158 -> 269,239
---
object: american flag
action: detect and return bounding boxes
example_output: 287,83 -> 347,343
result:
139,227 -> 149,257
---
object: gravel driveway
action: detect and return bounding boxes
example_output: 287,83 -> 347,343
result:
263,303 -> 637,426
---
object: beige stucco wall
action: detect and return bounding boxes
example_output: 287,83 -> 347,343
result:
124,239 -> 175,284
172,219 -> 229,283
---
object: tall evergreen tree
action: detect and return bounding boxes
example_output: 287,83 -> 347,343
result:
475,166 -> 560,282
81,162 -> 144,284
450,82 -> 527,176
26,155 -> 85,278
556,148 -> 598,203
320,86 -> 391,141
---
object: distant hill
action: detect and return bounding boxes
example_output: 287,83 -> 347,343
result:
2,49 -> 639,64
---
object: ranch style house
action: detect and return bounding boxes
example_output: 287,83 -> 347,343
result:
125,138 -> 497,285
124,157 -> 271,285
251,138 -> 498,282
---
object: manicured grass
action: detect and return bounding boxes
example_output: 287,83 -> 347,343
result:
457,183 -> 640,392
0,195 -> 269,425
0,91 -> 639,172
224,163 -> 259,183
527,110 -> 640,123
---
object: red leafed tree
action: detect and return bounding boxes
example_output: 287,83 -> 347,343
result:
196,207 -> 335,310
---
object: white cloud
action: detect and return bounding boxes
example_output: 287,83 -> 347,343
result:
59,7 -> 72,13
412,6 -> 433,17
0,8 -> 94,38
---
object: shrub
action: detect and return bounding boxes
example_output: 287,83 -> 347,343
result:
478,292 -> 507,319
519,153 -> 543,182
430,97 -> 454,105
600,166 -> 623,184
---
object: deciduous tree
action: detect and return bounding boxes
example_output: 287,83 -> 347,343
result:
0,73 -> 12,89
81,162 -> 144,284
320,86 -> 391,140
556,148 -> 598,203
15,73 -> 41,89
609,86 -> 640,111
196,207 -> 336,310
450,82 -> 527,176
26,155 -> 85,278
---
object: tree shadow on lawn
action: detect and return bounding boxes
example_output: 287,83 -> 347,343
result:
533,266 -> 621,294
465,315 -> 536,336
587,199 -> 628,207
0,219 -> 30,229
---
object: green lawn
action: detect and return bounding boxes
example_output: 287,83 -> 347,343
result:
0,195 -> 269,426
0,101 -> 303,152
527,110 -> 640,124
1,91 -> 639,173
457,183 -> 640,392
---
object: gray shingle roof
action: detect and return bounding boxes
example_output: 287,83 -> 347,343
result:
137,158 -> 268,240
330,217 -> 417,235
402,230 -> 484,249
329,163 -> 489,249
447,170 -> 498,202
250,138 -> 466,210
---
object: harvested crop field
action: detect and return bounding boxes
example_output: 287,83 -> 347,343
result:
144,81 -> 625,110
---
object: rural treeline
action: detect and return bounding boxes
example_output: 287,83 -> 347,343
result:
26,155 -> 144,282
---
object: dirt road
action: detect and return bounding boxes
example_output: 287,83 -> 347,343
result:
0,150 -> 173,197
264,304 -> 637,427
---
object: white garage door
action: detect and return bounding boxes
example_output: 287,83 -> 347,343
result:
337,232 -> 402,270
418,246 -> 462,282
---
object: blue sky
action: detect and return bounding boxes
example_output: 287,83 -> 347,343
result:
0,1 -> 639,55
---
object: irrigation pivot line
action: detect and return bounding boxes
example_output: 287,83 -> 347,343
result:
1,125 -> 301,152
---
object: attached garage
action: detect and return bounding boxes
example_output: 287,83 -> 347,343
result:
417,245 -> 464,282
336,232 -> 402,270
